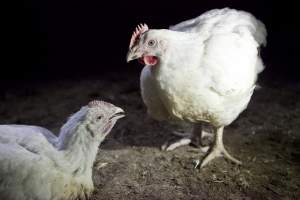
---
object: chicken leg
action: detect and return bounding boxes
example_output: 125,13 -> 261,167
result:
161,124 -> 212,152
197,126 -> 242,168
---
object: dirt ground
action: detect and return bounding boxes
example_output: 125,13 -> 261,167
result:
0,72 -> 299,200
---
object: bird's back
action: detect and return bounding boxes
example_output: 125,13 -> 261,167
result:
0,125 -> 81,200
0,125 -> 58,148
0,141 -> 80,200
170,8 -> 267,47
0,139 -> 50,199
167,8 -> 267,98
0,125 -> 59,182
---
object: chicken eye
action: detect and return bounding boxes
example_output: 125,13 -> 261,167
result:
96,116 -> 103,120
147,39 -> 156,47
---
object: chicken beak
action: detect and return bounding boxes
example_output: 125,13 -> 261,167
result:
111,107 -> 125,120
126,49 -> 143,63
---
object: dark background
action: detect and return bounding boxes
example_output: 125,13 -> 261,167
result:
5,0 -> 300,81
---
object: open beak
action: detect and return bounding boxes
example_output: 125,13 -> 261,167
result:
126,49 -> 143,63
110,108 -> 125,120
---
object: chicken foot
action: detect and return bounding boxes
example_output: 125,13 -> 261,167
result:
161,124 -> 212,152
196,126 -> 242,168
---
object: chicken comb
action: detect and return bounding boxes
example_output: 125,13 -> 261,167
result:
88,100 -> 114,108
129,23 -> 149,49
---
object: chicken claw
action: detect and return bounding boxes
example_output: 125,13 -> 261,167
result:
161,137 -> 192,151
161,124 -> 212,152
198,126 -> 242,168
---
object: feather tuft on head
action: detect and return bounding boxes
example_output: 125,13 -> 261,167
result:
129,23 -> 149,49
88,100 -> 113,108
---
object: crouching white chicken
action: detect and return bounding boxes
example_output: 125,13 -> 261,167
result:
0,100 -> 124,200
127,8 -> 267,168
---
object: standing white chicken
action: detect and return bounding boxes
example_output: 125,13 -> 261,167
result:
0,100 -> 124,200
127,8 -> 267,168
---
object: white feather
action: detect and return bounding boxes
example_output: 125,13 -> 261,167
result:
0,103 -> 123,200
141,8 -> 267,126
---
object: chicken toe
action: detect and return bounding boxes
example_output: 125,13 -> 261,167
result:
199,126 -> 241,168
161,137 -> 192,151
